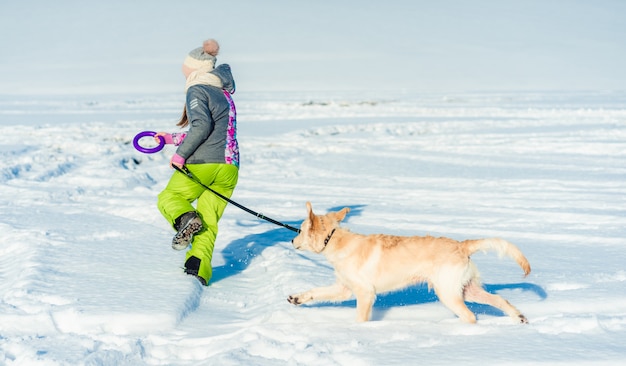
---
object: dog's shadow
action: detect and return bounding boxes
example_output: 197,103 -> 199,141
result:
210,204 -> 366,284
293,205 -> 548,320
309,282 -> 547,321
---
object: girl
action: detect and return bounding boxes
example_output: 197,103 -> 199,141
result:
156,61 -> 238,286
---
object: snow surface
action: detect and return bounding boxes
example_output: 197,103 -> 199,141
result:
2,0 -> 626,364
1,90 -> 625,365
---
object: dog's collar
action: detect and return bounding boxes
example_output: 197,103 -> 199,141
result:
322,228 -> 336,251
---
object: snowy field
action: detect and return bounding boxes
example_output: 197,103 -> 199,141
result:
0,90 -> 625,365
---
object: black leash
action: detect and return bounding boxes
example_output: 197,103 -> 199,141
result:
173,165 -> 301,233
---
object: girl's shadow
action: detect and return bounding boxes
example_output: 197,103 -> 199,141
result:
210,225 -> 296,283
211,204 -> 366,284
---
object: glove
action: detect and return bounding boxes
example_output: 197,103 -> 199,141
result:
170,153 -> 186,169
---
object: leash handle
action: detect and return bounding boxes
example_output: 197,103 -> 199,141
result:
173,165 -> 301,233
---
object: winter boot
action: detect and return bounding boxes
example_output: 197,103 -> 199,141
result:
184,256 -> 207,286
172,211 -> 203,251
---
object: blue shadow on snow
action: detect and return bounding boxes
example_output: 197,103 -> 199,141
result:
306,281 -> 547,321
211,202 -> 547,322
210,204 -> 366,284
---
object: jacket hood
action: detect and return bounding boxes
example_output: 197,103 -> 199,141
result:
210,64 -> 236,94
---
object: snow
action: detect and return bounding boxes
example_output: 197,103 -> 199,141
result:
1,90 -> 625,365
2,0 -> 626,364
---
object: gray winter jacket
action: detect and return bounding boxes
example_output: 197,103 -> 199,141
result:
176,64 -> 239,167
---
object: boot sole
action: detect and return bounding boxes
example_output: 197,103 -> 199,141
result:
172,217 -> 203,251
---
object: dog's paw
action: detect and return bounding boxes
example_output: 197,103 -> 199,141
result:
519,314 -> 529,324
287,295 -> 301,305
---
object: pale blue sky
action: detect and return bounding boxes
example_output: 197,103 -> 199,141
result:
1,0 -> 624,94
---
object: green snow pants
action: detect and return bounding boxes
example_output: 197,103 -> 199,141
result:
157,163 -> 239,285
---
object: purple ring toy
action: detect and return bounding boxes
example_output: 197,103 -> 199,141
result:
133,131 -> 165,154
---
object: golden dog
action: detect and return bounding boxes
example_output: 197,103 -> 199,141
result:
288,202 -> 531,324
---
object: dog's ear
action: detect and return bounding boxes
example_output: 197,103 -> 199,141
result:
306,201 -> 316,225
334,207 -> 350,222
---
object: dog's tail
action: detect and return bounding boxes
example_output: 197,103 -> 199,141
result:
463,238 -> 531,276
